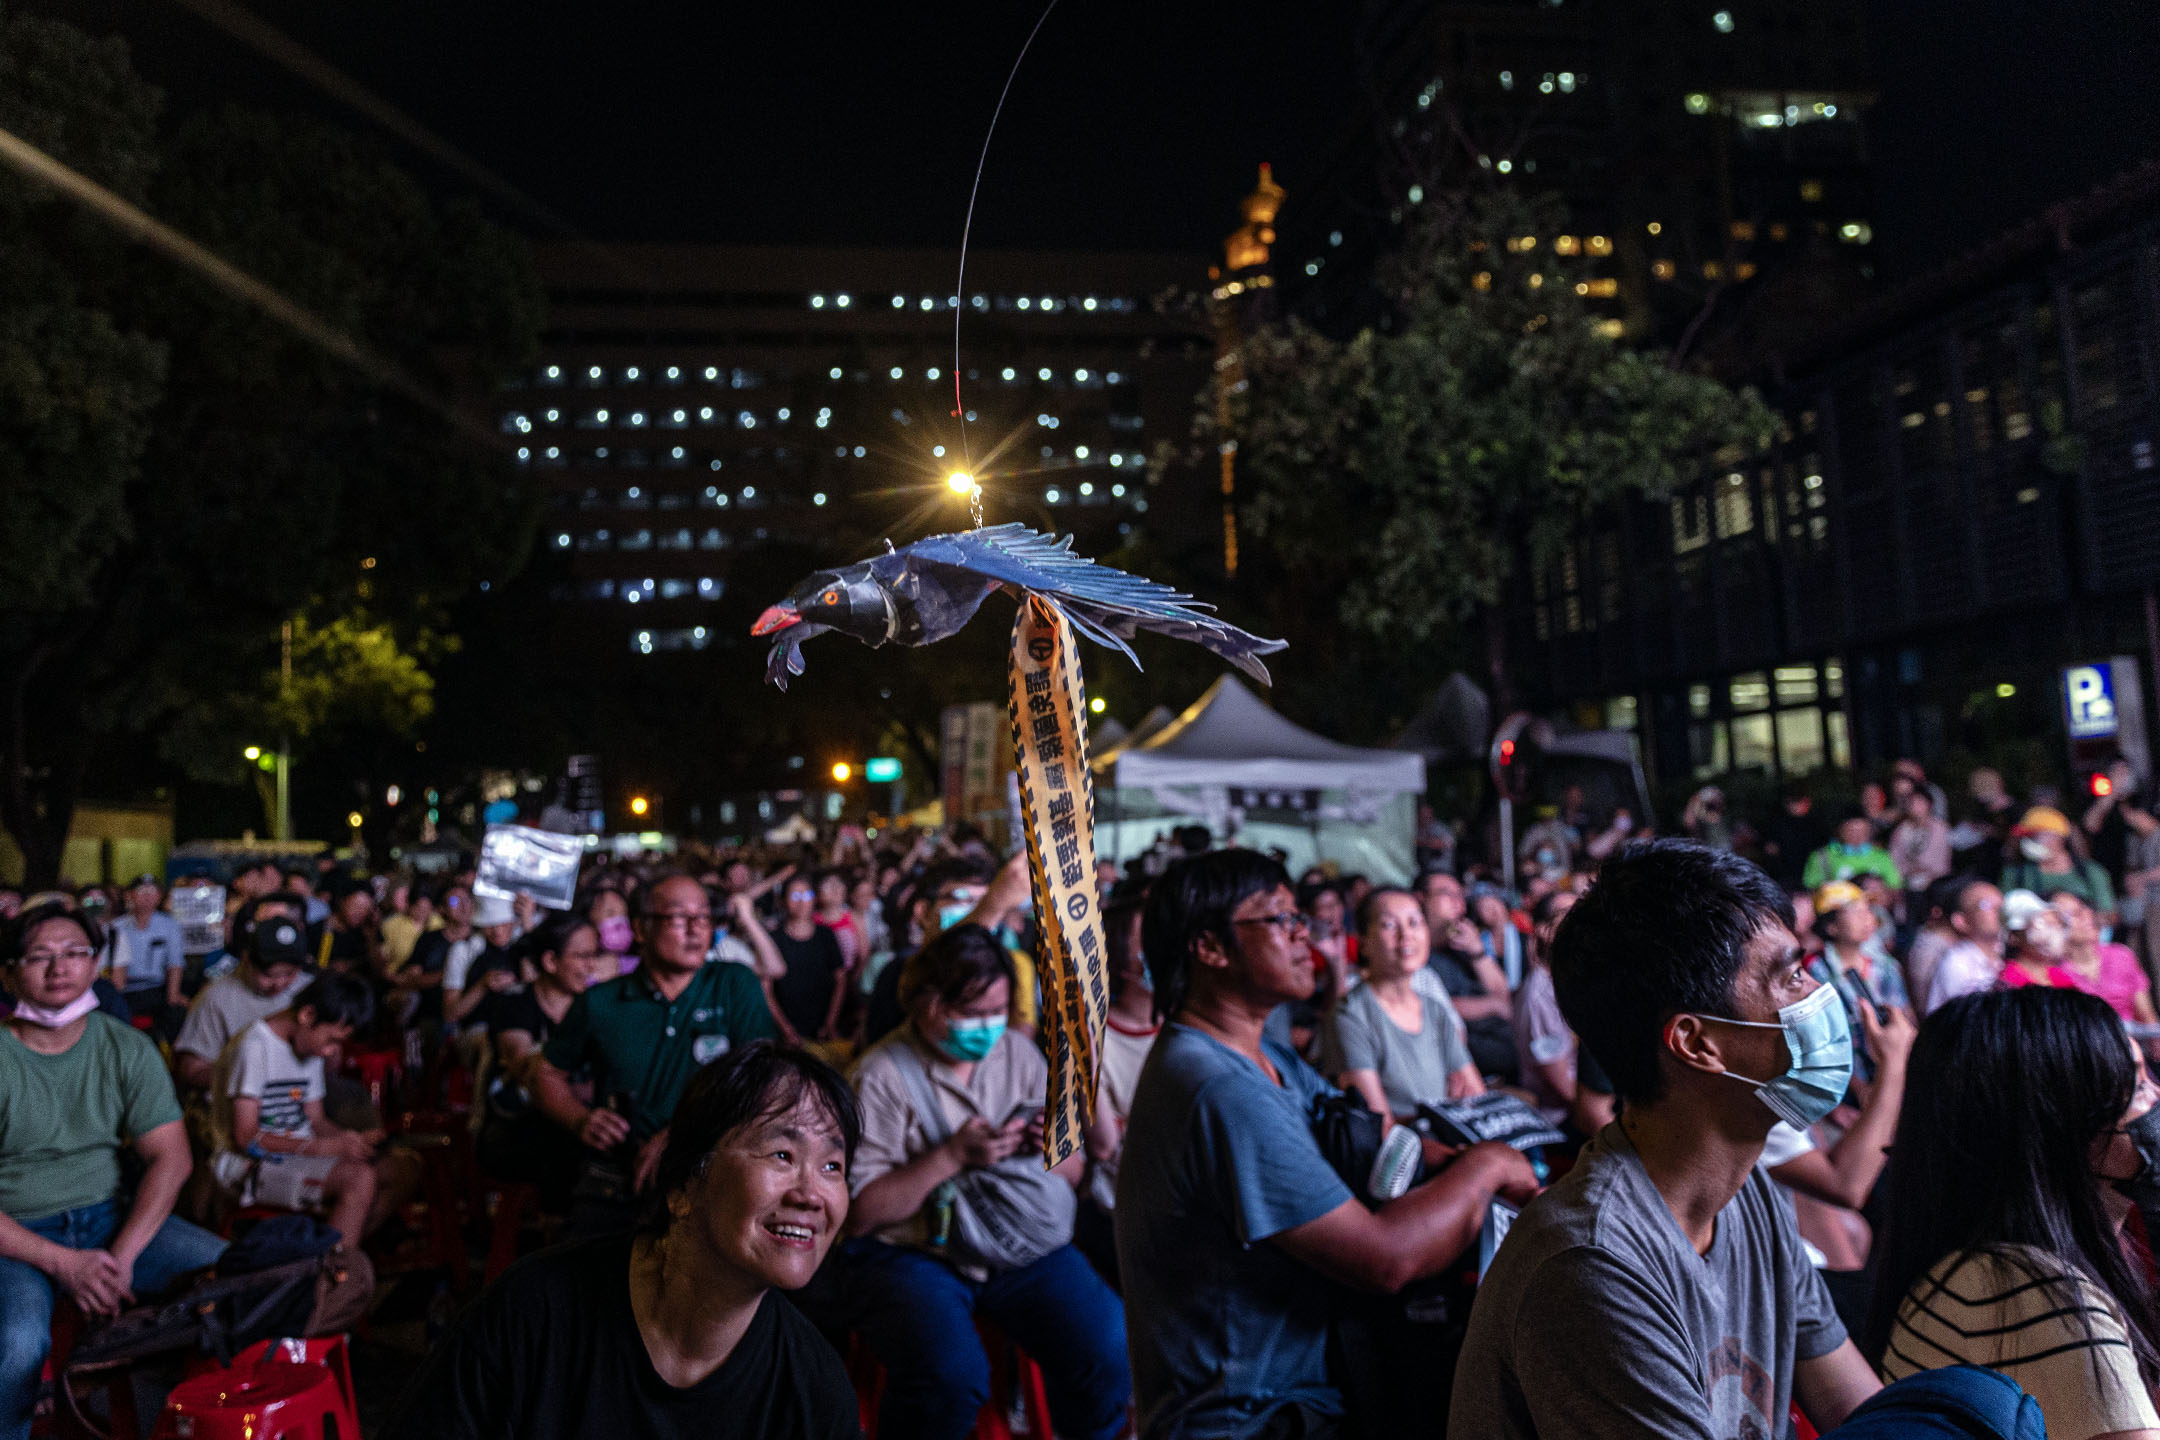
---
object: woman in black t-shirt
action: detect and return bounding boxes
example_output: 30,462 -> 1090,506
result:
769,879 -> 849,1043
391,1043 -> 863,1440
477,913 -> 616,1210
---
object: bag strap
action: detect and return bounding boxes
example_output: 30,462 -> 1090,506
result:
885,1036 -> 953,1148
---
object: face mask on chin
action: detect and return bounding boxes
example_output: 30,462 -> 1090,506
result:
10,989 -> 100,1029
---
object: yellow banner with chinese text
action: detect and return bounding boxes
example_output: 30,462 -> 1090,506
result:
1007,595 -> 1109,1170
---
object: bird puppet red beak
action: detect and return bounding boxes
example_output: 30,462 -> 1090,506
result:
751,603 -> 799,636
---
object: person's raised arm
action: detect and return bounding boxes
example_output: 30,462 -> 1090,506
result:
1770,1002 -> 1912,1210
963,852 -> 1032,932
1792,1342 -> 1881,1433
1271,1142 -> 1537,1293
729,892 -> 789,980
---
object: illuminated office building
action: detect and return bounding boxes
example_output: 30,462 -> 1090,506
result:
500,244 -> 1210,656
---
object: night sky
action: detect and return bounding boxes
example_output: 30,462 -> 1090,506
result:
25,0 -> 2160,280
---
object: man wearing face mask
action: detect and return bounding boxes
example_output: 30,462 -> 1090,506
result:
1451,840 -> 1884,1439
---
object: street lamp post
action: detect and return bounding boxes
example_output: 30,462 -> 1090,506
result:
276,619 -> 293,841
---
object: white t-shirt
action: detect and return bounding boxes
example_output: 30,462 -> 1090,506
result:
1923,940 -> 2001,1015
209,1019 -> 325,1187
1087,1017 -> 1161,1212
441,934 -> 491,993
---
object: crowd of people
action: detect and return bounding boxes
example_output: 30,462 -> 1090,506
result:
6,752 -> 2160,1438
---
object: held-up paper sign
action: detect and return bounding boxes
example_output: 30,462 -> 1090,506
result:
474,824 -> 583,912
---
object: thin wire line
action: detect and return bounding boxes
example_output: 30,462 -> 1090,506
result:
953,0 -> 1062,528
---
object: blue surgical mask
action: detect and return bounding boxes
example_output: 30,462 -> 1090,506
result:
1698,982 -> 1853,1130
937,901 -> 975,933
938,1015 -> 1006,1062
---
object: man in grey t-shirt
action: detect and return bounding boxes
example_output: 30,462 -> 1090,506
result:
171,909 -> 312,1093
1451,840 -> 1882,1440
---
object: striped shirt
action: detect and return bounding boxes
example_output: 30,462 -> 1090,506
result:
1882,1246 -> 2160,1440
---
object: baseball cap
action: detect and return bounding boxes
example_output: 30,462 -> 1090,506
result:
249,915 -> 314,969
2001,888 -> 2051,933
1811,880 -> 1866,916
2015,806 -> 2072,837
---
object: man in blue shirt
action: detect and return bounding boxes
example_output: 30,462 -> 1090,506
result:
108,874 -> 186,1020
1117,850 -> 1538,1439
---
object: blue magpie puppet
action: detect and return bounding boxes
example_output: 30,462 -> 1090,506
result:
752,523 -> 1285,688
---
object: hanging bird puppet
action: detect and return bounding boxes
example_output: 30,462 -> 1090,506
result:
751,522 -> 1285,689
753,521 -> 1283,1170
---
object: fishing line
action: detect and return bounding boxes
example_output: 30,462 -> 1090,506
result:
952,0 -> 1062,527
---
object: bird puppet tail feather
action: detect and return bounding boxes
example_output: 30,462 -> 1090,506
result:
1046,596 -> 1286,687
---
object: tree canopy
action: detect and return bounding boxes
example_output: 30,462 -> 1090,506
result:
1219,191 -> 1774,710
0,11 -> 540,881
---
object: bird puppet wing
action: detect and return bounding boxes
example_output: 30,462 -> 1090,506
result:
906,524 -> 1285,684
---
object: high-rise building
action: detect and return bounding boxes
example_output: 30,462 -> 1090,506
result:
1507,163 -> 2160,786
1274,0 -> 1876,361
499,244 -> 1210,658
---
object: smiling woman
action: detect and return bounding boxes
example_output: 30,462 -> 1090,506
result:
388,1043 -> 863,1440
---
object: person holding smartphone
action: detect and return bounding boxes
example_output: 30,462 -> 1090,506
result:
841,923 -> 1129,1440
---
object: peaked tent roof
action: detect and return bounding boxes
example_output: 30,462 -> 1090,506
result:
1390,672 -> 1493,763
1089,704 -> 1175,771
1100,676 -> 1425,794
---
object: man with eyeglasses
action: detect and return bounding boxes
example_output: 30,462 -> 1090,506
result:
1119,851 -> 1539,1438
532,874 -> 778,1236
1,901 -> 226,1440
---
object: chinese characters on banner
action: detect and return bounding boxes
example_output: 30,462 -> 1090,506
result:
1007,595 -> 1110,1168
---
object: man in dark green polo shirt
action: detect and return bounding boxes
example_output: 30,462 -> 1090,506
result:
533,875 -> 776,1234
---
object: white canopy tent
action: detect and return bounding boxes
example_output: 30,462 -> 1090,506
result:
1093,677 -> 1427,882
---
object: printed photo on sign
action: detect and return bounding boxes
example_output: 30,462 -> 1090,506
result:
171,883 -> 228,952
474,824 -> 584,911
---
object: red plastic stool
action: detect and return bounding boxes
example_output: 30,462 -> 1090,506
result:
847,1324 -> 1054,1440
343,1048 -> 402,1112
152,1354 -> 355,1440
974,1323 -> 1053,1440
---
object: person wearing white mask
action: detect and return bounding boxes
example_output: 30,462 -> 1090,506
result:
0,902 -> 226,1440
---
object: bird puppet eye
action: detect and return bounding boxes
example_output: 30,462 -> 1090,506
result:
820,590 -> 840,606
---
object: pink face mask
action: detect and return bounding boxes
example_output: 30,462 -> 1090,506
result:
597,915 -> 635,953
11,989 -> 100,1029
